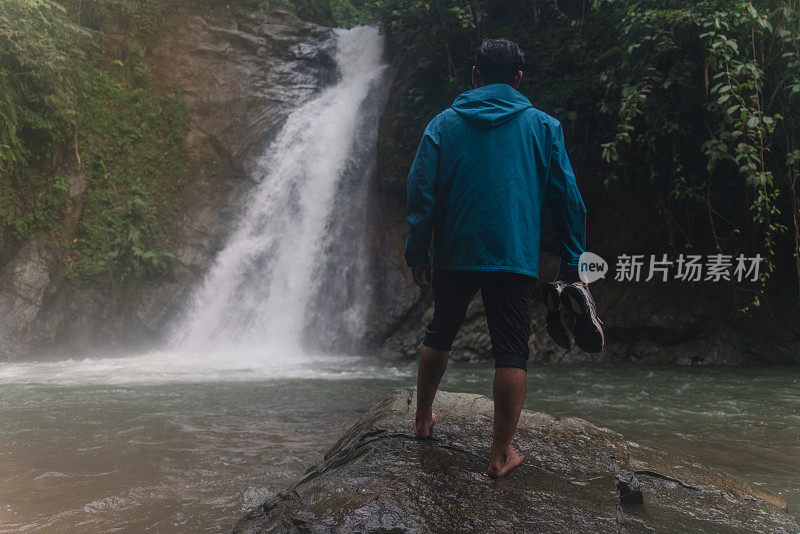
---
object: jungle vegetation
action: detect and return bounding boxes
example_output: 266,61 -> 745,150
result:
0,0 -> 187,282
373,0 -> 800,312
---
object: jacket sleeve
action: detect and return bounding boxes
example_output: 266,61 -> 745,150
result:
405,114 -> 443,267
546,122 -> 587,275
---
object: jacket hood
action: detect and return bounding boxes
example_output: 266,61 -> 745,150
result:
451,84 -> 533,128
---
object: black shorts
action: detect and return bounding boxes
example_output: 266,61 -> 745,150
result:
423,269 -> 537,371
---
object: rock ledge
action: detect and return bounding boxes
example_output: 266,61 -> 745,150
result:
234,388 -> 796,533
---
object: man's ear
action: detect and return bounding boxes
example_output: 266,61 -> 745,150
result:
472,66 -> 482,89
512,71 -> 523,90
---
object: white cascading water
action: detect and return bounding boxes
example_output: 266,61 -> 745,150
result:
170,25 -> 388,358
0,26 -> 393,384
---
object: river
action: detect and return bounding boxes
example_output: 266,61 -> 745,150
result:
0,360 -> 797,531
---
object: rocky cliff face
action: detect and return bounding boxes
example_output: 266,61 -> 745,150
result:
0,7 -> 335,359
234,388 -> 797,533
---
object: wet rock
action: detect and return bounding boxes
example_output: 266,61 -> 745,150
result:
0,242 -> 58,357
150,8 -> 334,173
234,388 -> 797,533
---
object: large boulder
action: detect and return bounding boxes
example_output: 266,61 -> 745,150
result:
234,388 -> 796,533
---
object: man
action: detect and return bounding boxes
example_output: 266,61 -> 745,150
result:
404,38 -> 599,478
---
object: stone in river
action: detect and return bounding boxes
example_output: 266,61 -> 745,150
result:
234,388 -> 797,533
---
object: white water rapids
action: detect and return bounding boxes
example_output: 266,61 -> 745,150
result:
0,26 -> 392,385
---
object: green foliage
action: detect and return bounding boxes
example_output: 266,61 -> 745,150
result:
257,0 -> 378,26
0,0 -> 90,174
0,0 -> 91,245
0,0 -> 189,282
59,0 -> 188,39
597,0 -> 799,308
0,173 -> 70,241
378,0 -> 800,309
67,67 -> 188,282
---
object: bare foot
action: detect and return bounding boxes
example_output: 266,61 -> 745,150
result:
487,447 -> 525,478
413,412 -> 437,438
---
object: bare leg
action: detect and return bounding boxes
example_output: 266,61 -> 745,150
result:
414,345 -> 449,438
487,366 -> 526,477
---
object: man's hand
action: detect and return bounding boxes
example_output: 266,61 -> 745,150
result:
411,262 -> 432,291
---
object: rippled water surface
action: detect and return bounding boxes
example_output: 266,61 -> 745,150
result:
1,359 -> 798,532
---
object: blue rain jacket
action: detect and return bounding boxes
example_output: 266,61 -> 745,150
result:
404,83 -> 586,277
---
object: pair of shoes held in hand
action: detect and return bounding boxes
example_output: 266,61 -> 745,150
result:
542,280 -> 604,353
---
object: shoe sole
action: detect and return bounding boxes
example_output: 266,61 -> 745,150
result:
542,284 -> 572,350
561,285 -> 604,353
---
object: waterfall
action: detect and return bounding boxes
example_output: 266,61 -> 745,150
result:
0,26 -> 392,385
169,26 -> 391,360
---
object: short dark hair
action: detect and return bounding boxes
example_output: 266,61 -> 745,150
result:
475,38 -> 524,85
